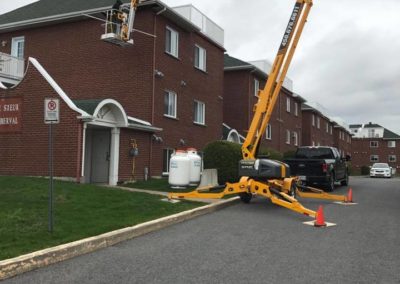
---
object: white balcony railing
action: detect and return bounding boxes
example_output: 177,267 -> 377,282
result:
0,52 -> 25,82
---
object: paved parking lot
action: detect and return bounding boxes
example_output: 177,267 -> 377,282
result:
4,176 -> 400,283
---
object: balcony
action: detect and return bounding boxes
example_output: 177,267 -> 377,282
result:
0,52 -> 25,85
172,5 -> 224,47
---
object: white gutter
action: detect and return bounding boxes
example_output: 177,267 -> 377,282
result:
28,57 -> 90,117
0,81 -> 7,89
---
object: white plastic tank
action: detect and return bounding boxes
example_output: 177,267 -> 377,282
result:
168,150 -> 190,187
187,148 -> 202,185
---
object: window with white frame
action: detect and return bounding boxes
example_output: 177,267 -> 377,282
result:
316,117 -> 320,129
286,130 -> 290,144
11,36 -> 25,58
370,141 -> 378,148
266,124 -> 272,140
166,27 -> 179,57
194,100 -> 205,125
368,128 -> 376,138
194,45 -> 206,71
326,122 -> 329,133
389,155 -> 396,162
293,131 -> 298,146
286,97 -> 291,113
330,125 -> 333,135
254,79 -> 260,97
312,114 -> 315,126
388,141 -> 396,148
370,155 -> 379,162
163,148 -> 175,174
294,102 -> 298,116
164,91 -> 177,118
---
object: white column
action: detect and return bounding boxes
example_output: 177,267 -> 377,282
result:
109,127 -> 120,186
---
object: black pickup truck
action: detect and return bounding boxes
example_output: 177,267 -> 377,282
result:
284,146 -> 350,191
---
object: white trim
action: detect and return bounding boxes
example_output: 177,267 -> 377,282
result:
127,116 -> 151,126
28,57 -> 90,117
81,123 -> 87,177
92,98 -> 128,127
109,128 -> 120,186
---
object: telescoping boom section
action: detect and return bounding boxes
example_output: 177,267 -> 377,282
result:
169,0 -> 351,218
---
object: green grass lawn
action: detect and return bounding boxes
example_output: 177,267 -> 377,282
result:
0,176 -> 203,261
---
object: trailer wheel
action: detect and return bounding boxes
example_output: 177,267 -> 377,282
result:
289,182 -> 297,199
239,192 -> 252,203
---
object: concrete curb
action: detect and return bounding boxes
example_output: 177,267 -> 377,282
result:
0,197 -> 239,280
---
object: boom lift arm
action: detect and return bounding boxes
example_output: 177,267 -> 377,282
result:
169,0 -> 350,217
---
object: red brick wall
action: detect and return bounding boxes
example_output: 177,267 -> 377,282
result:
0,67 -> 80,178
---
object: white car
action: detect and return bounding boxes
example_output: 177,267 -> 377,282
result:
370,163 -> 392,178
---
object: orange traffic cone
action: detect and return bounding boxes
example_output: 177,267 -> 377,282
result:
314,205 -> 327,227
346,188 -> 353,203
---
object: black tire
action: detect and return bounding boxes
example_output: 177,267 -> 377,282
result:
325,173 -> 335,192
340,171 -> 349,186
289,182 -> 297,199
239,192 -> 252,203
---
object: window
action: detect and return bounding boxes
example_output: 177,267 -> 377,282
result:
389,155 -> 396,162
11,36 -> 25,58
326,123 -> 329,133
266,124 -> 272,140
368,128 -> 375,138
194,100 -> 205,125
286,130 -> 290,144
388,141 -> 396,148
370,155 -> 379,162
194,45 -> 206,71
294,102 -> 298,116
166,27 -> 179,57
293,131 -> 298,146
163,148 -> 175,174
164,91 -> 177,118
286,97 -> 291,112
316,117 -> 320,129
330,126 -> 333,135
370,141 -> 378,148
254,79 -> 260,97
312,114 -> 315,126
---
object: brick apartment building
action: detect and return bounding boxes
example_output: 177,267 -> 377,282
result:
223,54 -> 305,154
301,103 -> 352,156
350,123 -> 400,173
0,0 -> 225,184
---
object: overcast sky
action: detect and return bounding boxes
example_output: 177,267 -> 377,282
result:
1,0 -> 400,134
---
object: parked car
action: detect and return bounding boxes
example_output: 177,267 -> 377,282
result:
285,146 -> 350,192
370,163 -> 392,178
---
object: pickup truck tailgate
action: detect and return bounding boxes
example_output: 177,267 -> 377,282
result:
285,159 -> 325,176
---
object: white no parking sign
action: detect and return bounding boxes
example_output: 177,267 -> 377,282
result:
44,98 -> 60,124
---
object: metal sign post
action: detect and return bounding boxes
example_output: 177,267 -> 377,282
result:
44,98 -> 60,233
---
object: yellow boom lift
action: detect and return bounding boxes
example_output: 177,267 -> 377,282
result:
168,0 -> 350,218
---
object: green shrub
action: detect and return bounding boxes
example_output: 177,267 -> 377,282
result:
283,150 -> 297,159
361,165 -> 370,175
203,141 -> 242,184
258,147 -> 283,161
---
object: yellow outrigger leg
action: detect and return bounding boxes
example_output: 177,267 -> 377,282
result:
168,177 -> 350,219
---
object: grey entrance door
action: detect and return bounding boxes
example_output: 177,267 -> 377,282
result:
91,130 -> 110,183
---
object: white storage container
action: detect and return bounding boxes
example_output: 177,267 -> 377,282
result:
187,148 -> 202,185
168,150 -> 190,187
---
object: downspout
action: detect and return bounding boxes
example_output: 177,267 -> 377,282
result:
76,121 -> 82,183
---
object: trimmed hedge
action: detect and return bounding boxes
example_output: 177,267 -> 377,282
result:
258,147 -> 284,161
203,141 -> 242,184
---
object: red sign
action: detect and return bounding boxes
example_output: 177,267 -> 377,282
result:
0,97 -> 22,132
